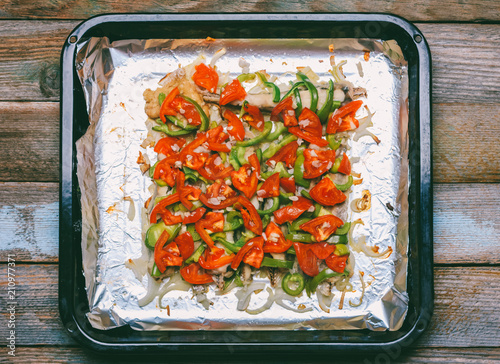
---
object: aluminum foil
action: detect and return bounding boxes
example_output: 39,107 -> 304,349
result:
75,37 -> 409,331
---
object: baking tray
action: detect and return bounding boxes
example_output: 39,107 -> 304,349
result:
59,13 -> 432,355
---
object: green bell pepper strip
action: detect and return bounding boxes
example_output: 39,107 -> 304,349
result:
262,257 -> 294,270
335,175 -> 354,192
262,134 -> 298,160
235,122 -> 272,147
187,224 -> 201,241
264,122 -> 287,142
261,162 -> 292,180
317,79 -> 334,124
180,95 -> 209,132
286,233 -> 316,243
184,243 -> 206,264
334,244 -> 349,256
256,149 -> 263,163
296,72 -> 318,113
327,134 -> 342,150
330,157 -> 342,173
281,81 -> 305,101
307,268 -> 347,295
261,214 -> 271,229
152,123 -> 193,137
151,263 -> 162,277
236,147 -> 248,166
219,151 -> 227,164
257,197 -> 280,216
158,92 -> 166,106
223,267 -> 243,290
166,115 -> 198,131
289,217 -> 311,232
331,100 -> 341,111
184,172 -> 198,184
312,203 -> 322,218
256,72 -> 281,103
229,148 -> 241,170
334,222 -> 351,236
286,246 -> 296,255
301,190 -> 312,199
145,222 -> 181,250
237,73 -> 256,83
293,83 -> 303,116
214,237 -> 241,254
279,191 -> 295,205
294,147 -> 310,188
326,234 -> 348,244
282,273 -> 306,296
223,211 -> 244,231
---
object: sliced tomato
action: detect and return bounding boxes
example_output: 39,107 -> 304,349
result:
293,242 -> 319,277
327,100 -> 363,134
200,180 -> 238,209
303,149 -> 336,179
154,136 -> 186,157
160,209 -> 183,226
280,177 -> 296,194
180,263 -> 214,284
257,172 -> 280,198
263,222 -> 292,253
231,164 -> 258,199
199,246 -> 235,270
308,242 -> 337,259
192,63 -> 219,93
182,207 -> 206,225
223,109 -> 245,141
325,254 -> 348,273
197,154 -> 233,180
177,171 -> 191,209
231,236 -> 264,269
273,196 -> 314,225
150,193 -> 180,223
270,96 -> 297,127
195,212 -> 224,250
248,153 -> 261,176
298,108 -> 322,138
206,125 -> 230,152
299,215 -> 344,242
179,133 -> 209,170
154,231 -> 183,272
174,232 -> 195,260
153,158 -> 178,187
337,153 -> 351,175
169,97 -> 202,126
266,141 -> 298,169
159,87 -> 180,122
288,127 -> 329,147
242,102 -> 265,131
235,196 -> 263,235
220,79 -> 246,105
309,177 -> 346,206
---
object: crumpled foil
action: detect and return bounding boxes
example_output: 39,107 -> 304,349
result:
75,37 -> 409,331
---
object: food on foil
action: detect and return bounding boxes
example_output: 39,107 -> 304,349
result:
136,51 -> 385,314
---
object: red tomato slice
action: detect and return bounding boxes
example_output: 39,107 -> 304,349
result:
271,96 -> 297,127
223,109 -> 245,141
288,127 -> 329,147
174,232 -> 195,260
220,79 -> 247,105
179,134 -> 209,170
197,154 -> 234,180
180,263 -> 214,284
170,97 -> 202,126
293,242 -> 319,277
149,193 -> 180,223
266,141 -> 298,169
308,242 -> 337,259
280,177 -> 296,194
154,231 -> 183,272
242,102 -> 265,131
263,222 -> 292,253
153,158 -> 178,187
182,207 -> 206,225
327,100 -> 363,134
159,87 -> 180,122
303,149 -> 336,179
154,136 -> 186,157
195,212 -> 224,250
257,172 -> 280,198
231,236 -> 264,269
235,196 -> 263,235
325,254 -> 349,273
192,63 -> 219,93
309,177 -> 346,206
299,215 -> 344,242
273,196 -> 314,225
298,108 -> 322,138
231,164 -> 258,199
198,246 -> 235,270
160,209 -> 183,226
337,153 -> 351,175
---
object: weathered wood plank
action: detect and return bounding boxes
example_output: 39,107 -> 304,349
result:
0,265 -> 498,347
1,182 -> 499,264
7,346 -> 500,363
0,0 -> 499,22
2,101 -> 499,183
0,22 -> 499,104
0,102 -> 59,182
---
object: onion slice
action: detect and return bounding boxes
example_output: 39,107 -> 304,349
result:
138,274 -> 161,307
246,287 -> 275,315
349,271 -> 366,307
235,282 -> 267,311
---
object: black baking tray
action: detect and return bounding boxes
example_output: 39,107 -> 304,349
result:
59,13 -> 433,356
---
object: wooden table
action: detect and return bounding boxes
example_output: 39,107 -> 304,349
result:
1,2 -> 499,362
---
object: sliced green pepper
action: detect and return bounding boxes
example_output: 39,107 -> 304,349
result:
223,211 -> 244,231
334,244 -> 349,256
180,95 -> 209,132
293,83 -> 303,116
184,243 -> 206,264
235,121 -> 272,147
300,190 -> 312,199
229,147 -> 241,170
296,72 -> 318,113
279,191 -> 294,205
152,123 -> 193,137
223,267 -> 242,290
256,72 -> 281,103
312,203 -> 322,218
158,92 -> 166,106
307,268 -> 347,296
281,81 -> 305,101
214,236 -> 241,254
286,233 -> 316,243
145,222 -> 181,250
262,134 -> 298,160
262,257 -> 294,269
261,214 -> 271,229
327,134 -> 342,150
289,217 -> 311,232
257,197 -> 280,216
166,115 -> 198,131
264,122 -> 287,142
326,235 -> 348,245
187,224 -> 201,241
335,175 -> 354,192
151,263 -> 162,277
334,222 -> 351,236
317,79 -> 334,124
294,147 -> 310,188
282,273 -> 306,296
330,157 -> 342,173
256,149 -> 263,163
237,73 -> 256,83
261,162 -> 292,180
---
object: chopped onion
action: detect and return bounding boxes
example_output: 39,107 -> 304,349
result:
349,271 -> 366,307
335,276 -> 353,292
138,274 -> 161,307
349,219 -> 393,259
246,287 -> 275,315
351,190 -> 371,213
354,106 -> 380,144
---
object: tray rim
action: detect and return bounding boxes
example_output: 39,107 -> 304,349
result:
59,12 -> 433,355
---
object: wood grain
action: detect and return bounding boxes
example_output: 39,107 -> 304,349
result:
0,0 -> 499,22
8,346 -> 500,363
0,22 -> 498,104
0,265 -> 498,347
1,182 -> 499,264
2,101 -> 499,183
